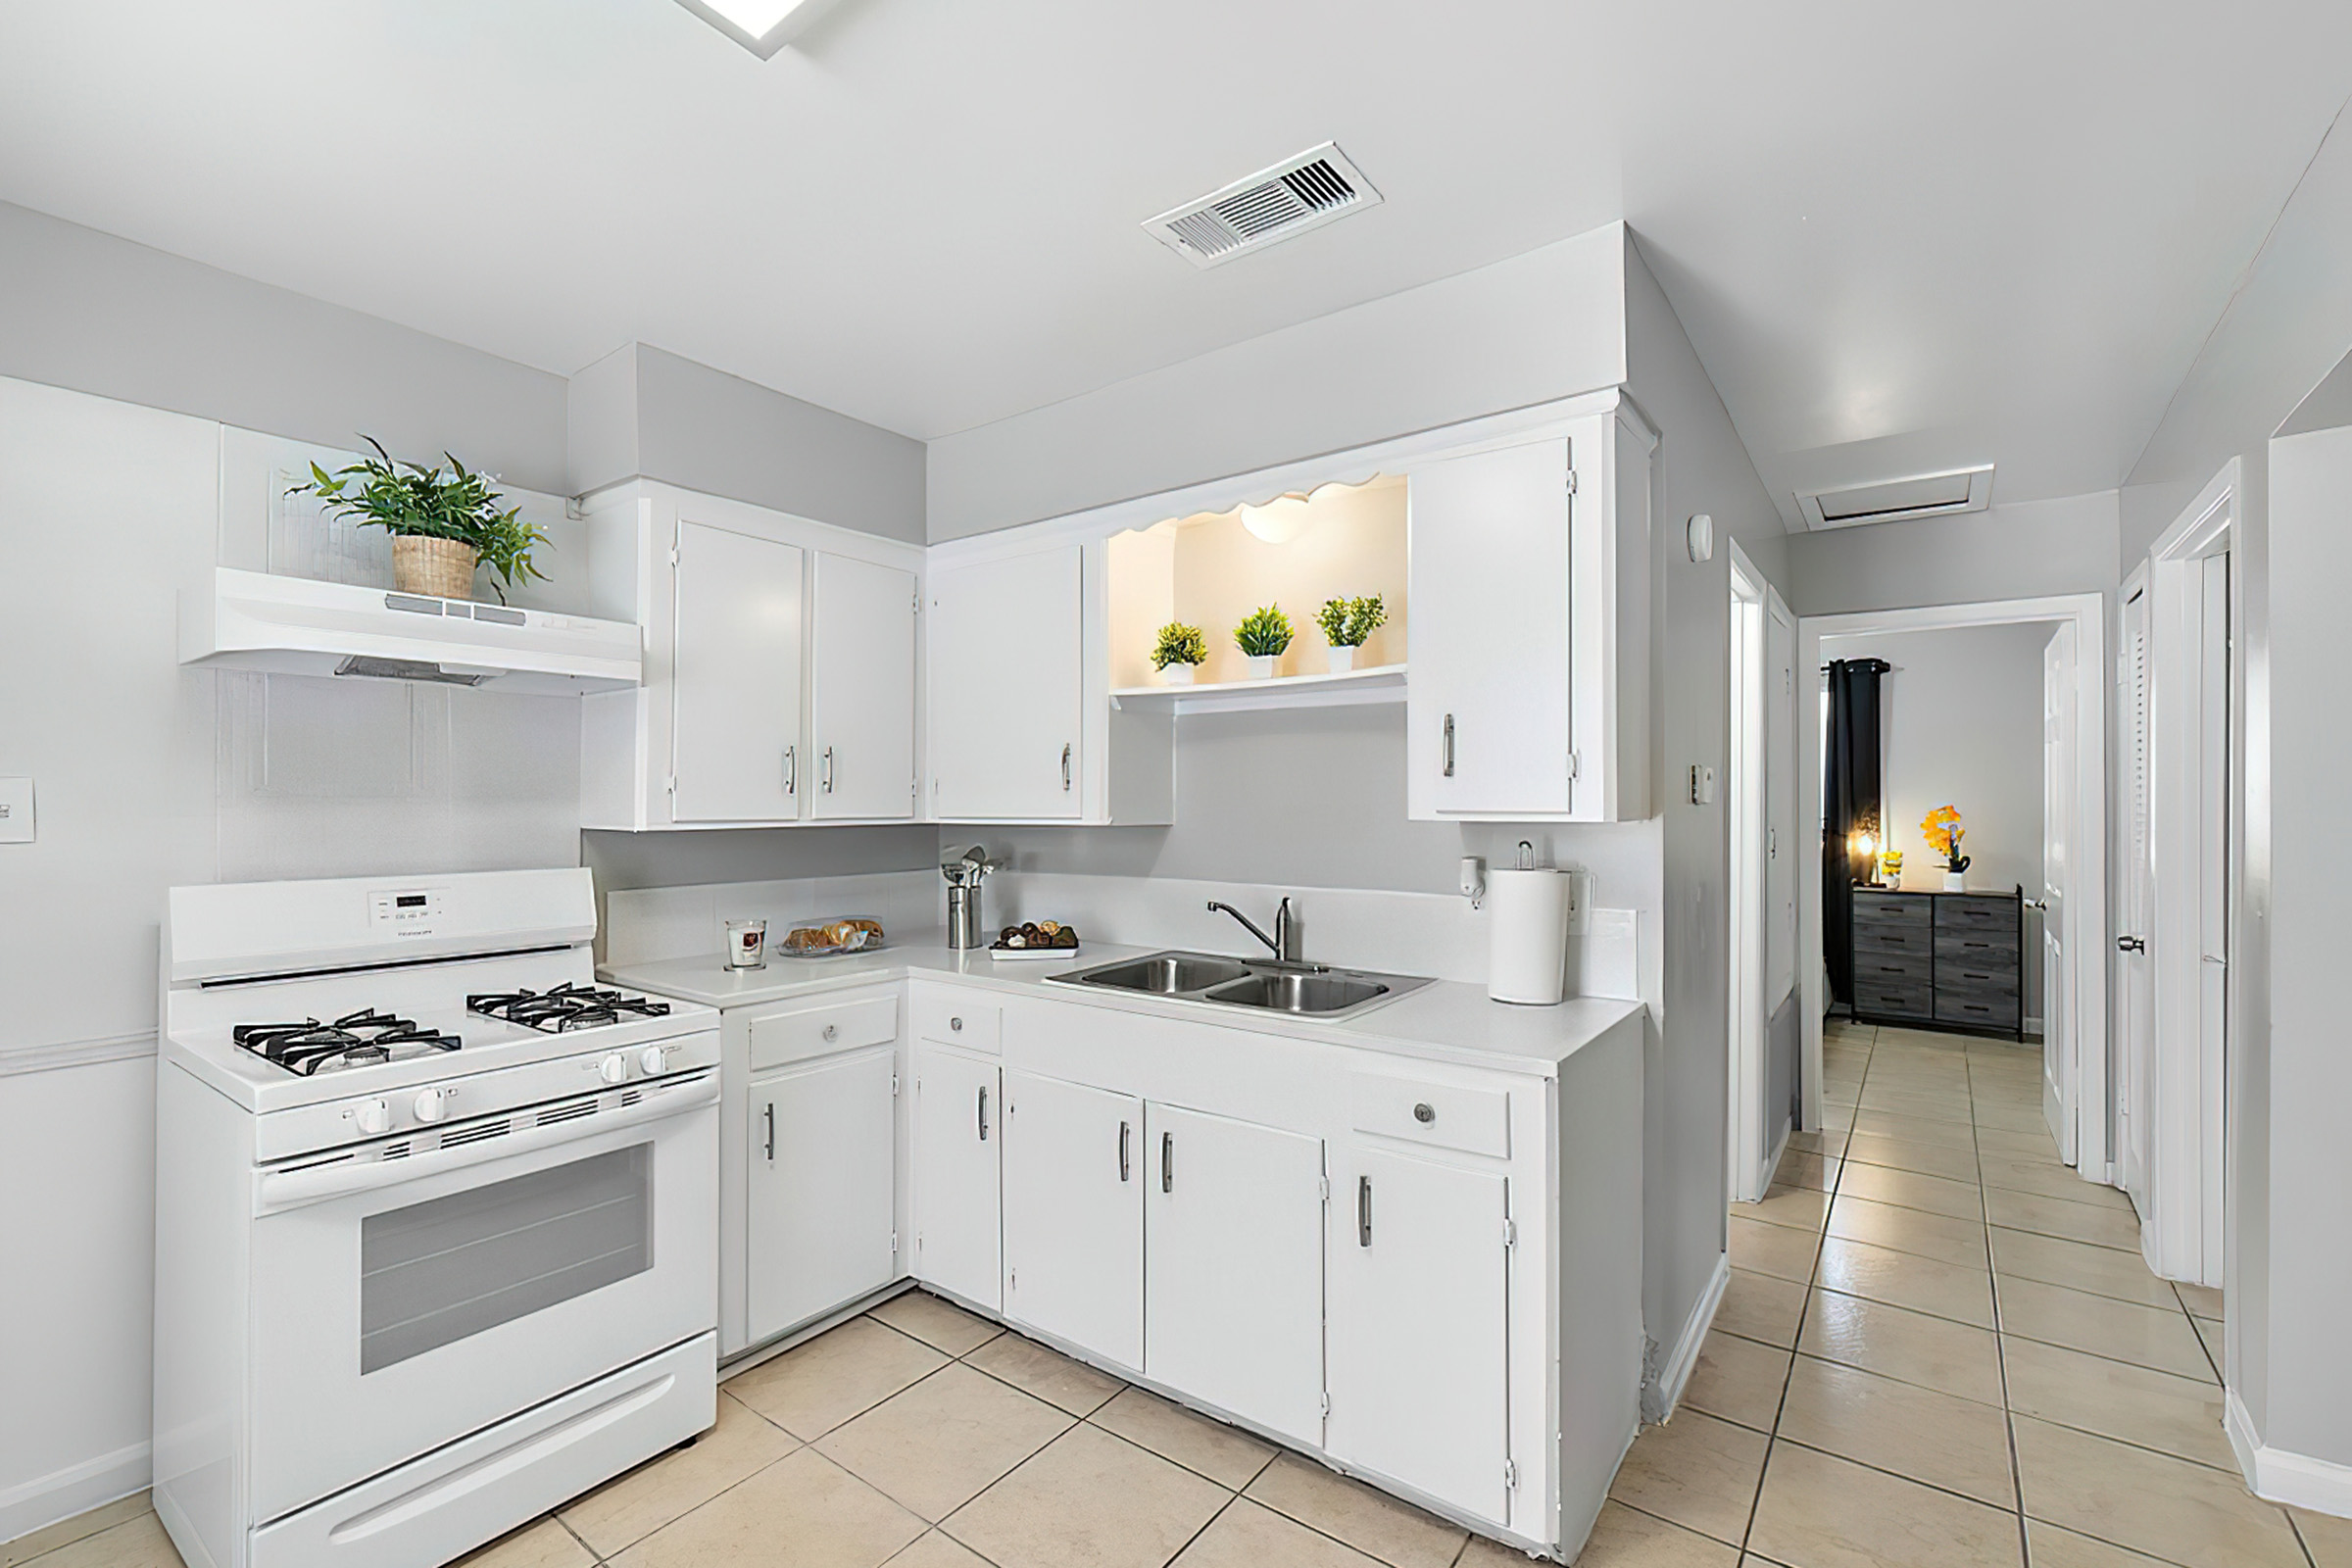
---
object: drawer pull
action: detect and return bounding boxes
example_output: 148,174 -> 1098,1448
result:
950,1015 -> 963,1032
1413,1102 -> 1436,1124
822,1023 -> 839,1042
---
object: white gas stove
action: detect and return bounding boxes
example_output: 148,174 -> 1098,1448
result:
155,867 -> 721,1568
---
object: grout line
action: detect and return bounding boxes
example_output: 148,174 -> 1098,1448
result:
1967,1047 -> 2036,1568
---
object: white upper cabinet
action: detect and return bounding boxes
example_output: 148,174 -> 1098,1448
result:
810,553 -> 918,820
580,484 -> 924,831
929,545 -> 1086,820
671,519 -> 805,822
1406,403 -> 1652,821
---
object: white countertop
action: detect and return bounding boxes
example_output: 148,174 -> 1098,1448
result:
604,931 -> 1645,1077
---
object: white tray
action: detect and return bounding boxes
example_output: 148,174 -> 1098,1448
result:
989,943 -> 1081,961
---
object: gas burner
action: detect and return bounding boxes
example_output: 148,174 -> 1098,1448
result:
230,1008 -> 463,1076
467,982 -> 672,1035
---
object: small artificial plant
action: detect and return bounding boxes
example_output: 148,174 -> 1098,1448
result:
1921,805 -> 1971,874
1151,621 -> 1209,670
1316,594 -> 1388,649
291,437 -> 551,602
1234,604 -> 1295,658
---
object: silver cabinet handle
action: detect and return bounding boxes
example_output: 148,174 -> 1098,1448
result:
1412,1102 -> 1435,1125
1119,1120 -> 1132,1183
822,1023 -> 838,1042
1160,1131 -> 1173,1194
822,746 -> 835,794
783,746 -> 796,796
1442,713 -> 1456,777
977,1085 -> 990,1142
1061,743 -> 1073,792
950,1015 -> 963,1033
1357,1175 -> 1373,1247
763,1101 -> 776,1163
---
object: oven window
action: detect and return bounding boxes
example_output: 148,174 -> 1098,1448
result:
360,1144 -> 653,1374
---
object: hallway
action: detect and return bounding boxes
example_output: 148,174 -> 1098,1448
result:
1611,1021 -> 2343,1568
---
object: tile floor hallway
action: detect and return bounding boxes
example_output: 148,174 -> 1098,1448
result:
15,1022 -> 2352,1568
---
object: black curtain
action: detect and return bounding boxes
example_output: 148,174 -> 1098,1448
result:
1822,658 -> 1889,1007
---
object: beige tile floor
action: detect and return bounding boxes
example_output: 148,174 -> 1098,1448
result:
16,1019 -> 2351,1568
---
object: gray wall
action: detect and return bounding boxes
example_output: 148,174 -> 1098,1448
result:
1787,491 -> 2120,617
569,342 -> 926,543
0,201 -> 568,492
584,824 -> 940,891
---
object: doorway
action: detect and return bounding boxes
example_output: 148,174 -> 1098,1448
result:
1727,547 -> 1797,1204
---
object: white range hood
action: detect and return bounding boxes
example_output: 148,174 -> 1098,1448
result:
179,567 -> 642,693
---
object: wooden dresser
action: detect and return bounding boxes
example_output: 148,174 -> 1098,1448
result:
1848,887 -> 2026,1039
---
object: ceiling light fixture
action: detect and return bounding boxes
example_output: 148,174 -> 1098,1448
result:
672,0 -> 844,57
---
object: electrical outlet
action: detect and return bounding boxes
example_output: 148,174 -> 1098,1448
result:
0,777 -> 32,844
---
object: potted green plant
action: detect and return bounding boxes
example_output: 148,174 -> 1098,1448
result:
291,438 -> 551,603
1315,594 -> 1388,673
1152,621 -> 1209,685
1234,604 -> 1294,679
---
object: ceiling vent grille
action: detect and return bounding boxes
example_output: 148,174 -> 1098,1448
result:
1796,466 -> 1994,530
1144,143 -> 1382,269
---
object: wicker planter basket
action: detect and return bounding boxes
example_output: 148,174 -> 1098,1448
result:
392,536 -> 479,600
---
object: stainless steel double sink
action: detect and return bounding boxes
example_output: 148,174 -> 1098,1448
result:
1045,950 -> 1434,1019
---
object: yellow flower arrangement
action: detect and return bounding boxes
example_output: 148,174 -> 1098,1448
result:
1921,805 -> 1970,872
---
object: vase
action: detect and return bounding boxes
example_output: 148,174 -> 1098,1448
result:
392,536 -> 479,600
1161,663 -> 1197,686
1943,870 -> 1966,892
1327,646 -> 1357,674
1245,655 -> 1278,679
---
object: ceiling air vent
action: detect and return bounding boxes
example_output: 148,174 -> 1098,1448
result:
1144,142 -> 1382,269
1796,466 -> 1994,530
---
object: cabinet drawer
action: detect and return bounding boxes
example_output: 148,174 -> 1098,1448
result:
749,995 -> 899,1074
1852,893 -> 1932,928
1348,1071 -> 1510,1159
1936,932 -> 2021,967
1936,991 -> 2020,1029
1852,950 -> 1934,987
913,991 -> 1001,1053
1936,896 -> 2019,936
1854,926 -> 1932,959
1853,981 -> 1934,1019
1936,949 -> 2020,991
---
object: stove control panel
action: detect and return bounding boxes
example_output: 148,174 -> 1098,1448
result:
368,886 -> 447,938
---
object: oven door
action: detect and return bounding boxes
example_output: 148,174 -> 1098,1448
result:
247,1069 -> 718,1523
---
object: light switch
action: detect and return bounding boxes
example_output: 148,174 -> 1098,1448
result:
0,778 -> 32,843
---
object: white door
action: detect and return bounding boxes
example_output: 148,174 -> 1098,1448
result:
930,546 -> 1083,819
810,553 -> 917,820
671,520 -> 805,822
2041,622 -> 2077,1162
910,1042 -> 1002,1310
1143,1103 -> 1325,1446
746,1046 -> 899,1343
1407,439 -> 1573,815
1766,593 -> 1798,1016
1326,1147 -> 1511,1526
2194,554 -> 2231,1272
2119,586 -> 2152,1206
1002,1072 -> 1143,1370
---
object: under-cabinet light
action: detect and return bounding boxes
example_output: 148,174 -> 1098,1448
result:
672,0 -> 844,57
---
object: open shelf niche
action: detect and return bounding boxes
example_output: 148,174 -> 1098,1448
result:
1106,473 -> 1407,715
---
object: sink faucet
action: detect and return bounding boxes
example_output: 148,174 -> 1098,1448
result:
1207,897 -> 1301,964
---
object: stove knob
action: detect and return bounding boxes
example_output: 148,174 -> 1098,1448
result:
354,1099 -> 391,1136
599,1053 -> 629,1086
414,1087 -> 450,1123
638,1044 -> 670,1076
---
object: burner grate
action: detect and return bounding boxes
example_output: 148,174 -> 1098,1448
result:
467,982 -> 671,1035
230,1008 -> 462,1076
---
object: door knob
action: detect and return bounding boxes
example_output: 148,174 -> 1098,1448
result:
2117,935 -> 2146,954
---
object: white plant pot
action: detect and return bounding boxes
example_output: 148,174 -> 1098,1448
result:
1943,871 -> 1966,892
1245,655 -> 1278,680
1160,663 -> 1196,685
1327,646 -> 1357,674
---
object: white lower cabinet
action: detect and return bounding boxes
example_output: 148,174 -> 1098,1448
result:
911,1040 -> 1003,1311
1143,1103 -> 1327,1446
1326,1146 -> 1513,1526
744,1045 -> 899,1346
1001,1071 -> 1144,1369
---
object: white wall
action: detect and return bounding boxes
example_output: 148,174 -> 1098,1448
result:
1822,623 -> 2051,1022
1787,491 -> 2120,617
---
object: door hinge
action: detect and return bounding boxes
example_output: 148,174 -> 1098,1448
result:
1007,1267 -> 1017,1292
1567,750 -> 1582,781
1564,470 -> 1579,498
1319,1392 -> 1332,1416
891,1073 -> 901,1098
890,1230 -> 899,1255
1503,1459 -> 1519,1491
1318,1176 -> 1331,1202
1503,1216 -> 1518,1250
668,546 -> 679,567
665,775 -> 677,796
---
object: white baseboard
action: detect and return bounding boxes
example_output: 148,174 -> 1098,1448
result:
2228,1388 -> 2352,1517
1647,1252 -> 1730,1423
0,1440 -> 150,1548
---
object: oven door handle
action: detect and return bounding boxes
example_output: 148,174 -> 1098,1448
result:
254,1072 -> 717,1216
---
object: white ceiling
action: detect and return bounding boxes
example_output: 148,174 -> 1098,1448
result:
5,1 -> 2350,526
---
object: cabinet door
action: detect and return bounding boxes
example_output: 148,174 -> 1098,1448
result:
1144,1103 -> 1324,1445
910,1042 -> 1002,1310
810,552 -> 917,820
1002,1072 -> 1143,1370
746,1046 -> 898,1345
1327,1147 -> 1510,1524
1407,439 -> 1573,815
929,546 -> 1082,819
671,519 -> 805,822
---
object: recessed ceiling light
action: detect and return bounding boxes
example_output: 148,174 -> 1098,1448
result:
672,0 -> 844,57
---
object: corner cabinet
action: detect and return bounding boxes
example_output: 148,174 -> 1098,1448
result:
580,482 -> 922,830
1406,399 -> 1653,821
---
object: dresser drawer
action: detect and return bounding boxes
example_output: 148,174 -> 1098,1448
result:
1852,893 -> 1933,929
1854,980 -> 1934,1019
1855,925 -> 1933,960
1936,931 -> 2021,967
749,994 -> 899,1073
912,989 -> 1001,1053
1852,950 -> 1934,987
1936,947 -> 2020,991
1936,990 -> 2020,1030
1348,1071 -> 1510,1158
1936,896 -> 2020,938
